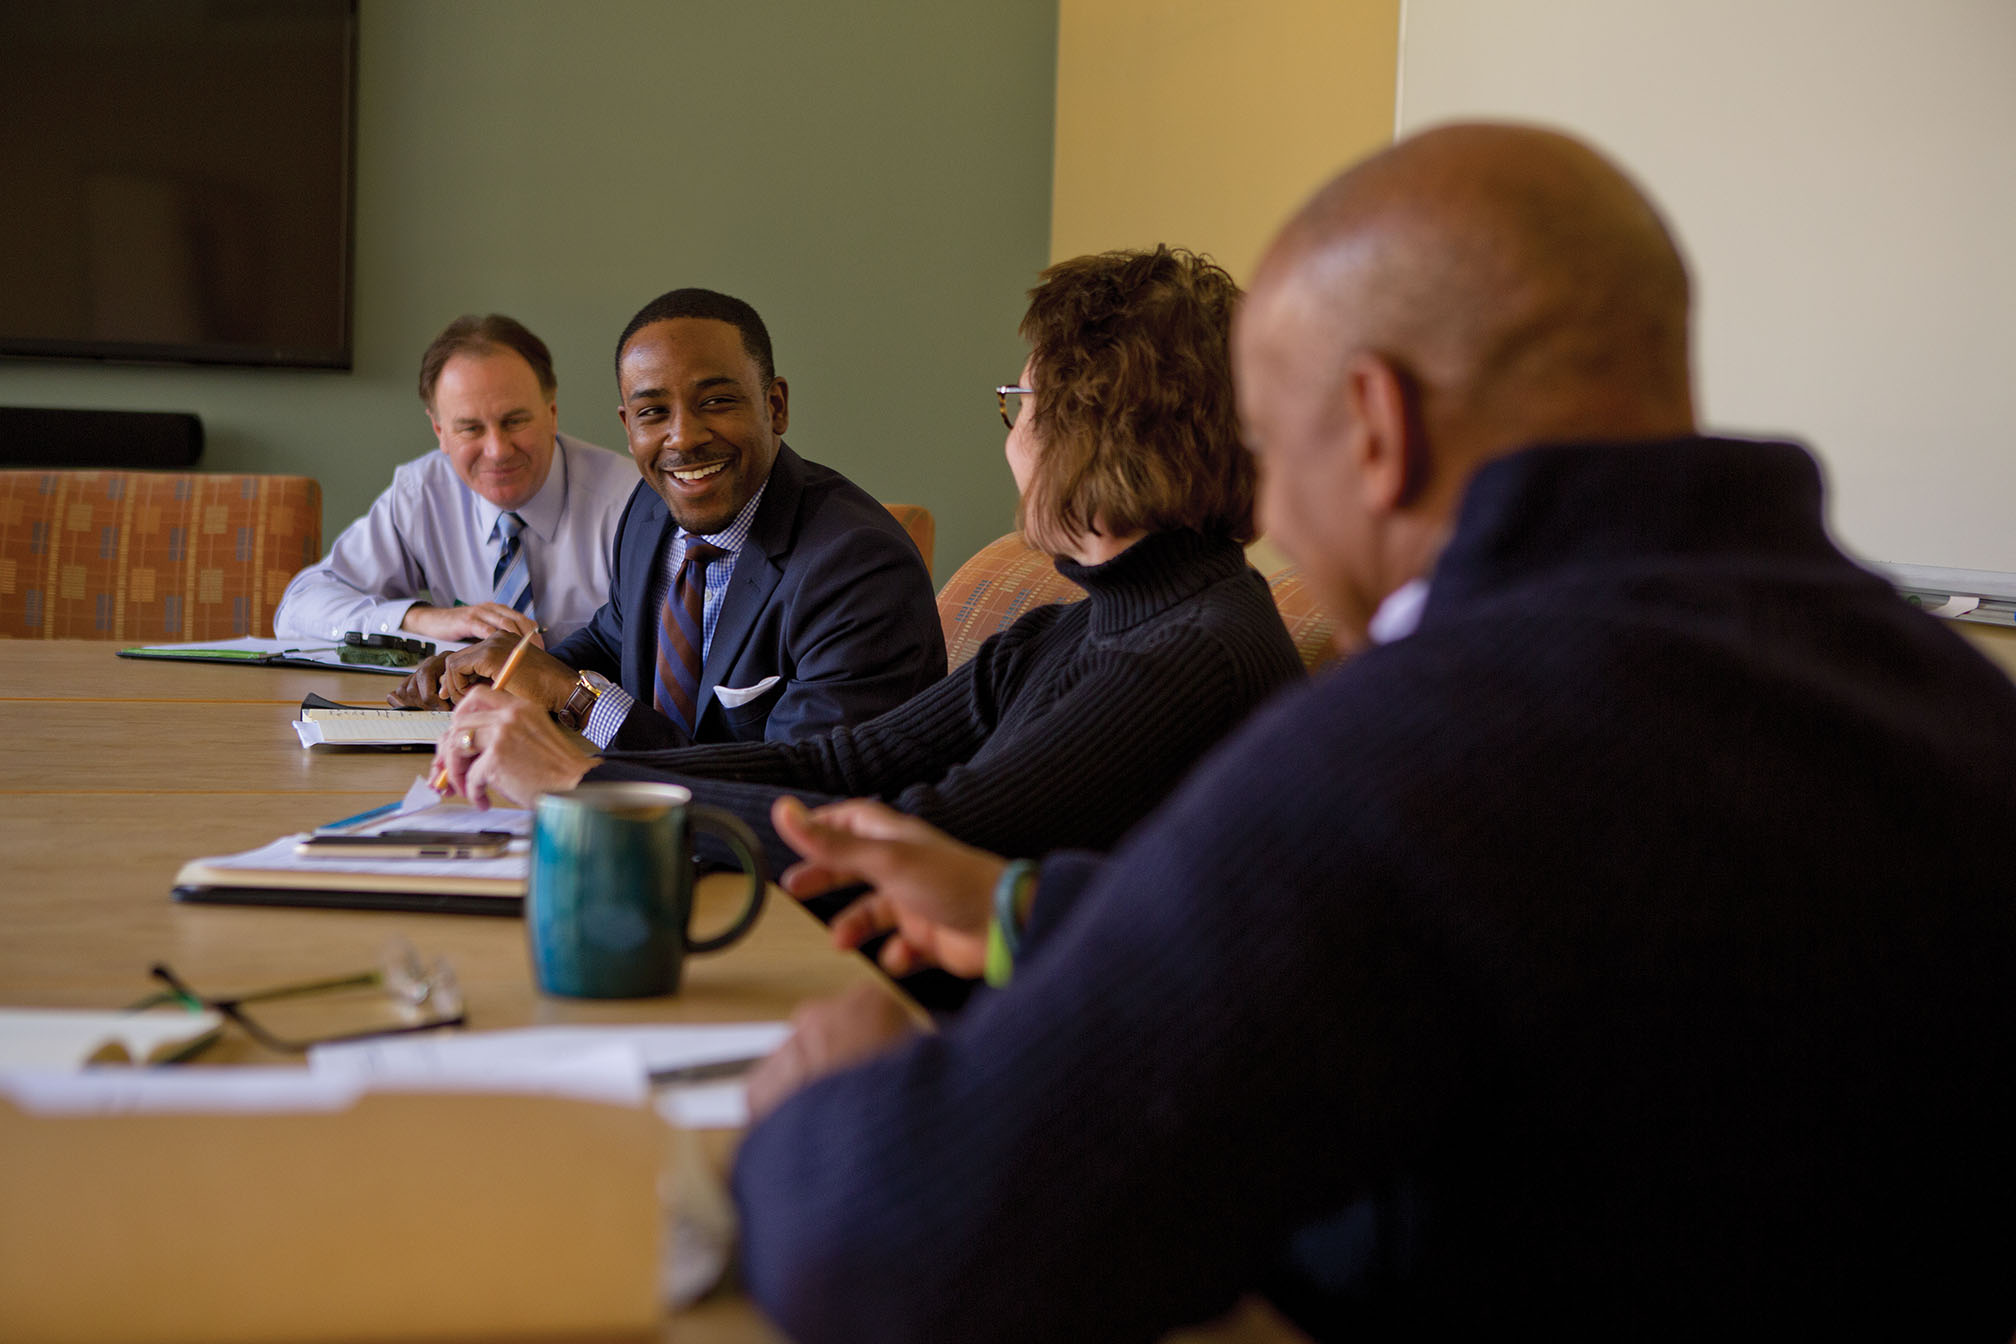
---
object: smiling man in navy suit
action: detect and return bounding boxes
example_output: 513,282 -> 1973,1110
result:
398,288 -> 944,751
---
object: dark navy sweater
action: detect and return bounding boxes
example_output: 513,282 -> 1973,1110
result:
732,438 -> 2016,1342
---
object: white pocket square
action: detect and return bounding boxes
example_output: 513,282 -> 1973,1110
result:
713,675 -> 782,709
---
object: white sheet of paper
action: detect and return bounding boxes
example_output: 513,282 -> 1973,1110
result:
1927,594 -> 1983,618
656,1081 -> 758,1130
198,832 -> 529,883
0,1047 -> 646,1114
398,773 -> 449,812
380,777 -> 532,833
309,1022 -> 790,1129
0,1009 -> 223,1070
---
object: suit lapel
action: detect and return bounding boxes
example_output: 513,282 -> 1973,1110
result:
626,491 -> 679,701
696,445 -> 804,718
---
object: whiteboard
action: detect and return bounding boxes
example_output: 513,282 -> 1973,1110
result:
1396,0 -> 2016,573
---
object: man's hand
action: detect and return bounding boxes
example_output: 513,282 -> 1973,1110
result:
772,796 -> 1006,979
388,621 -> 563,709
745,982 -> 923,1121
389,651 -> 452,708
401,602 -> 541,645
433,686 -> 599,808
437,632 -> 578,709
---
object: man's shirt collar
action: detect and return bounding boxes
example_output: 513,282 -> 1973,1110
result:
473,435 -> 568,542
677,476 -> 769,556
1368,577 -> 1430,645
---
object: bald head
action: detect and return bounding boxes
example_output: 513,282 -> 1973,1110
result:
1251,122 -> 1696,458
1235,123 -> 1698,650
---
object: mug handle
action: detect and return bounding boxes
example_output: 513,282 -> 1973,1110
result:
685,805 -> 768,954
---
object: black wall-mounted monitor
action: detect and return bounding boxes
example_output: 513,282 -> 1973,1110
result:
0,0 -> 357,370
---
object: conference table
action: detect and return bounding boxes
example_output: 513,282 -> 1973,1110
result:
1,640 -> 897,1343
0,640 -> 1305,1344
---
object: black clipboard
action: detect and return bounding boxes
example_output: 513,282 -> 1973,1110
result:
115,645 -> 412,676
171,883 -> 522,917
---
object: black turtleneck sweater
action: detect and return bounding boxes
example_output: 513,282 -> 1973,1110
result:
590,527 -> 1306,873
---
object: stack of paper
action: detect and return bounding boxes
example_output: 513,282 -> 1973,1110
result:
174,778 -> 533,913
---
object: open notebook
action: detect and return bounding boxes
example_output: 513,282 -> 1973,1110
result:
173,779 -> 530,916
293,693 -> 452,750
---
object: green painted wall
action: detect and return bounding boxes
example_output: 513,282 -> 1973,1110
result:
0,0 -> 1057,584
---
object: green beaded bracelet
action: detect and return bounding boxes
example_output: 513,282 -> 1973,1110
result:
984,858 -> 1039,988
984,918 -> 1014,988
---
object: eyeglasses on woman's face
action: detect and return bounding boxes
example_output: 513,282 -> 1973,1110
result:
995,385 -> 1032,430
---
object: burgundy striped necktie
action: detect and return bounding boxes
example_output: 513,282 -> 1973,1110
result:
652,542 -> 726,736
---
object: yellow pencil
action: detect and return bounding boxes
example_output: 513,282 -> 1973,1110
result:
432,626 -> 538,793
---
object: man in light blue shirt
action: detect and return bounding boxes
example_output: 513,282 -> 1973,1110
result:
274,314 -> 634,646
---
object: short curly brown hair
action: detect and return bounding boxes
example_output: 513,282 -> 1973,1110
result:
1016,246 -> 1254,551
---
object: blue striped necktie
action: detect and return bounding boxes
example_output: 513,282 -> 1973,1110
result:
653,542 -> 726,736
491,511 -> 536,619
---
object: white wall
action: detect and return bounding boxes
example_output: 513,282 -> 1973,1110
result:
1398,0 -> 2016,573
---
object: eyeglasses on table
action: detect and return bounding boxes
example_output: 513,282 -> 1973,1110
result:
132,937 -> 465,1055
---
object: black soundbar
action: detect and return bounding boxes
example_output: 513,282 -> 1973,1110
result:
0,406 -> 204,469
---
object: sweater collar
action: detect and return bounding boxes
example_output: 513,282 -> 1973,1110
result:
1054,528 -> 1248,637
1426,436 -> 1841,611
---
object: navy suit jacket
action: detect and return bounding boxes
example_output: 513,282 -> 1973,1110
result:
548,444 -> 945,750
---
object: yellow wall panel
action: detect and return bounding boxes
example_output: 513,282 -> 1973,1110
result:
1051,0 -> 1400,281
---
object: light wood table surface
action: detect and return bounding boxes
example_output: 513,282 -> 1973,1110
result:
1,638 -> 416,702
0,641 -> 1306,1344
0,701 -> 424,796
0,641 -> 875,1344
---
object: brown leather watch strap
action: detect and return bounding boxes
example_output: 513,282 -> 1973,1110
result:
558,674 -> 602,732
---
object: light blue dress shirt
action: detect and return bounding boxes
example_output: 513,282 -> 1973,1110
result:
273,434 -> 635,646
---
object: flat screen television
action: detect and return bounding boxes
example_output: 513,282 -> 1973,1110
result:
0,0 -> 357,370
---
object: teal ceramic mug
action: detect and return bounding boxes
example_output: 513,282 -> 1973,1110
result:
528,782 -> 766,998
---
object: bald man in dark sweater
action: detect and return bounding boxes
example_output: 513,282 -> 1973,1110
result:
730,124 -> 2016,1342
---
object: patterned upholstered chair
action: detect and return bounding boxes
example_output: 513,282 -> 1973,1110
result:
1266,563 -> 1341,671
935,532 -> 1087,670
881,503 -> 935,573
0,470 -> 321,640
934,530 -> 1342,674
